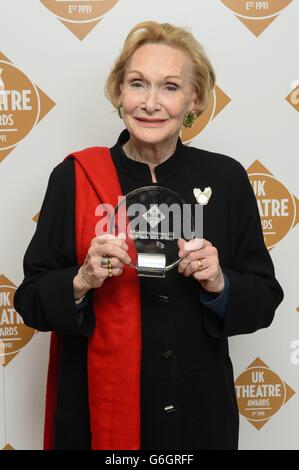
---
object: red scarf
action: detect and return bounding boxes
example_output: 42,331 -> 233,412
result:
44,147 -> 141,450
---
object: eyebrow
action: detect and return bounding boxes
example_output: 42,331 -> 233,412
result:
126,70 -> 182,80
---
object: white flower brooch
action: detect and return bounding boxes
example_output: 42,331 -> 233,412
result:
193,187 -> 212,205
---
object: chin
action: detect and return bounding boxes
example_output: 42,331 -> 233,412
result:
129,126 -> 175,146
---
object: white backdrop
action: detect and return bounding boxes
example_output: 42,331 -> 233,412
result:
0,0 -> 298,450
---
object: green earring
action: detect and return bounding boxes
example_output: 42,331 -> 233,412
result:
117,105 -> 123,119
183,111 -> 196,128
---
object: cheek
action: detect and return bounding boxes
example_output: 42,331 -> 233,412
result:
122,92 -> 141,113
165,97 -> 189,119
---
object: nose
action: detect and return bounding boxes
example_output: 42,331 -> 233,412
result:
143,87 -> 161,113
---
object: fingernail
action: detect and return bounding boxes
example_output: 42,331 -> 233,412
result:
184,238 -> 203,251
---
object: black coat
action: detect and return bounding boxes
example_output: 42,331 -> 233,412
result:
14,129 -> 283,450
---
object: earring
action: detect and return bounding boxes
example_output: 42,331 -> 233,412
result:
117,105 -> 123,119
183,111 -> 197,128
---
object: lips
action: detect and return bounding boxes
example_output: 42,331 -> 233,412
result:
135,117 -> 167,123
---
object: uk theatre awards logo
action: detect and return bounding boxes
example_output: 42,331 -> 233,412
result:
41,0 -> 119,40
220,1 -> 294,36
0,275 -> 36,366
235,358 -> 295,429
247,160 -> 298,249
0,53 -> 55,164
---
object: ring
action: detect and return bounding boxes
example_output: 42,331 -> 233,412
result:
107,257 -> 113,277
100,255 -> 110,268
198,259 -> 204,271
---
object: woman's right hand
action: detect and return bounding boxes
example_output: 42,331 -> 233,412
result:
73,234 -> 131,299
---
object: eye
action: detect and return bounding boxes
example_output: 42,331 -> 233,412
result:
164,83 -> 179,92
130,79 -> 144,89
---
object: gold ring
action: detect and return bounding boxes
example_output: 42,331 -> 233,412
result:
107,257 -> 113,277
198,259 -> 204,271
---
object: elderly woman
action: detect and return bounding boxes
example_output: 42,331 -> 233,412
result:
14,21 -> 283,450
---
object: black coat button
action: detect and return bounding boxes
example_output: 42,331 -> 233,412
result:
163,405 -> 176,413
161,350 -> 174,359
158,294 -> 169,302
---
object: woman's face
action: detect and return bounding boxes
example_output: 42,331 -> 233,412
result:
119,43 -> 197,147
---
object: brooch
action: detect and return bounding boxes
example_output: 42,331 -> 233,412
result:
193,187 -> 212,205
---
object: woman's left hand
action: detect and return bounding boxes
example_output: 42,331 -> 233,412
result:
178,238 -> 225,294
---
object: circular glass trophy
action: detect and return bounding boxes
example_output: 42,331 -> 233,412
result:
109,186 -> 195,278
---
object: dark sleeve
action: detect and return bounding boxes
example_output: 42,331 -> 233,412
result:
13,159 -> 95,337
200,273 -> 230,318
203,163 -> 284,338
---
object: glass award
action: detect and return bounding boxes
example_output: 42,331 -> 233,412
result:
109,186 -> 195,278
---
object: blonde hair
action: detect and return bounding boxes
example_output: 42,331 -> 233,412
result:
105,21 -> 216,117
